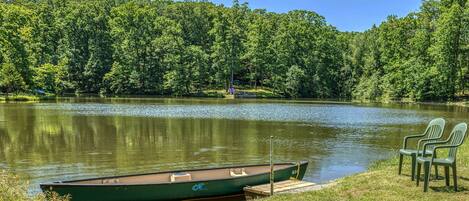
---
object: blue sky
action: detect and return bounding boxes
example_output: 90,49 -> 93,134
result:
208,0 -> 422,32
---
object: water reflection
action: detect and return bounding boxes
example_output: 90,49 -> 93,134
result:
32,103 -> 423,127
0,99 -> 467,193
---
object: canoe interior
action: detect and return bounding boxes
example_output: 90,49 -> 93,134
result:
62,164 -> 293,185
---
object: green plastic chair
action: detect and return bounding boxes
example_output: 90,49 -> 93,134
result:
416,123 -> 467,192
398,118 -> 445,181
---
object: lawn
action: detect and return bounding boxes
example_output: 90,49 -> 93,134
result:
0,94 -> 56,102
266,142 -> 469,201
202,87 -> 282,98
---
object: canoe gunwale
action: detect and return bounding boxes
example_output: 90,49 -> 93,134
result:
40,161 -> 308,187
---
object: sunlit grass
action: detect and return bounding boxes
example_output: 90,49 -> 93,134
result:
0,170 -> 69,201
265,142 -> 469,201
197,90 -> 226,98
201,87 -> 281,98
239,88 -> 280,98
0,94 -> 56,102
3,95 -> 40,101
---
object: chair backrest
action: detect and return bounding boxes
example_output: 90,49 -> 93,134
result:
422,118 -> 445,150
424,118 -> 445,138
447,123 -> 468,159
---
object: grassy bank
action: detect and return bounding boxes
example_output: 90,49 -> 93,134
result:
236,88 -> 281,98
266,142 -> 469,201
0,95 -> 40,101
0,88 -> 282,102
200,88 -> 281,98
0,94 -> 57,102
0,170 -> 68,201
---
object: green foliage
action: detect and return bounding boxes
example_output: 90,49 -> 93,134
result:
33,63 -> 66,94
164,45 -> 209,95
0,3 -> 33,88
209,3 -> 247,89
285,65 -> 305,98
353,73 -> 382,101
242,9 -> 274,88
29,2 -> 60,68
269,10 -> 343,98
58,1 -> 114,93
0,0 -> 467,101
0,170 -> 69,201
429,2 -> 464,99
352,0 -> 468,101
0,62 -> 26,93
104,2 -> 182,94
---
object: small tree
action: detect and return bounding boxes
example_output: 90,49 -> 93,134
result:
33,63 -> 66,94
285,65 -> 305,98
0,62 -> 26,95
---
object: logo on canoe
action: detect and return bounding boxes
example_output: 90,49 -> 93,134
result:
192,183 -> 208,191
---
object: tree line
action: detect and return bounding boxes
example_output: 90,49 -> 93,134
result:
0,0 -> 467,100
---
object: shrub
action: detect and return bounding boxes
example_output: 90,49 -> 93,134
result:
0,170 -> 69,201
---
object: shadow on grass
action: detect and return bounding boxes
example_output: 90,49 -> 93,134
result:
412,176 -> 442,181
400,173 -> 412,177
429,186 -> 469,193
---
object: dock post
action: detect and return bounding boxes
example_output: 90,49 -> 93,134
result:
270,136 -> 274,196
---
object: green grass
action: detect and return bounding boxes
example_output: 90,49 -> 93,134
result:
239,88 -> 281,98
0,170 -> 69,201
448,101 -> 469,107
200,87 -> 281,98
0,94 -> 56,102
195,90 -> 226,98
265,142 -> 469,201
3,94 -> 40,101
0,88 -> 279,100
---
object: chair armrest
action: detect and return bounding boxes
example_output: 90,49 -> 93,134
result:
403,134 -> 426,149
431,145 -> 459,159
422,141 -> 449,157
433,144 -> 457,150
416,137 -> 441,153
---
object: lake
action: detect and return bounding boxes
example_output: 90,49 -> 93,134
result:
0,98 -> 468,193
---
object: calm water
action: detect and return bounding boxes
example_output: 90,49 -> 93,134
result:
0,98 -> 468,193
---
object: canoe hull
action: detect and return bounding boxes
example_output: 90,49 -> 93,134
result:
40,162 -> 308,201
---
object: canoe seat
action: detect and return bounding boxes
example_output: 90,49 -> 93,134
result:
230,168 -> 247,177
170,172 -> 192,182
102,178 -> 119,184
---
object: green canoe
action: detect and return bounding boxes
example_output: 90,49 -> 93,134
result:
40,161 -> 308,201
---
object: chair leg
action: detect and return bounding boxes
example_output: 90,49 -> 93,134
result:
398,154 -> 403,175
434,152 -> 438,179
416,163 -> 421,186
444,166 -> 450,186
423,162 -> 430,192
452,164 -> 458,192
411,154 -> 416,181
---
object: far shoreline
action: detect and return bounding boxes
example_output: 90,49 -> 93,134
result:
2,92 -> 469,109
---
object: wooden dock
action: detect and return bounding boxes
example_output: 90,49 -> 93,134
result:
243,179 -> 316,200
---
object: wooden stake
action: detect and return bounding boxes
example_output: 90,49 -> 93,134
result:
270,136 -> 274,196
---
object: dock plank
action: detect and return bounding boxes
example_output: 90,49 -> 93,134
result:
243,179 -> 316,199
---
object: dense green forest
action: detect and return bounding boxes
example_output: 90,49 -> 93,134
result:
0,0 -> 468,100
